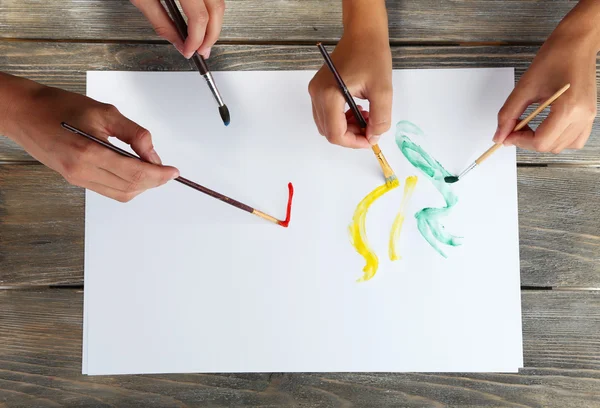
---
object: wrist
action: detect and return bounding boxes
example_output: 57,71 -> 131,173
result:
553,0 -> 600,54
342,0 -> 389,43
0,74 -> 42,139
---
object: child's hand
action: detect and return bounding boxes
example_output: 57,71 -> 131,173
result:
308,34 -> 392,149
308,0 -> 392,149
131,0 -> 225,59
494,3 -> 599,153
2,75 -> 179,202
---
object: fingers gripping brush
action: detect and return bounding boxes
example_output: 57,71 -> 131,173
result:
444,83 -> 571,184
316,43 -> 398,187
61,123 -> 294,226
163,0 -> 230,126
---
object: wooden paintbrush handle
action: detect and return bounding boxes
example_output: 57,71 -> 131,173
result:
475,83 -> 570,165
515,83 -> 571,131
371,144 -> 395,179
475,143 -> 503,165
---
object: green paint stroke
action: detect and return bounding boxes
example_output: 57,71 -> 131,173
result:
395,120 -> 462,258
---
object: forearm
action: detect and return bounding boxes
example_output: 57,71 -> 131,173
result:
342,0 -> 389,40
555,0 -> 600,54
0,73 -> 41,138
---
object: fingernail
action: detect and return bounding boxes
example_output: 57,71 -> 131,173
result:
149,149 -> 162,165
170,170 -> 180,180
174,43 -> 185,55
368,135 -> 381,145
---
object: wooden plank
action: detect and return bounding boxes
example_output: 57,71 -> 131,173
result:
0,42 -> 599,164
519,166 -> 600,287
0,0 -> 575,43
1,164 -> 599,287
0,165 -> 84,286
523,290 -> 600,371
0,289 -> 598,407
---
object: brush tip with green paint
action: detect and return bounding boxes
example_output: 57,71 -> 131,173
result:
444,161 -> 477,184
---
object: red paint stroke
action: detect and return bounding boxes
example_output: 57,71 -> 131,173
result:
278,182 -> 294,228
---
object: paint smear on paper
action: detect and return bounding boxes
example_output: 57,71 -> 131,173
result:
349,179 -> 399,282
278,183 -> 294,228
389,176 -> 418,261
395,121 -> 462,258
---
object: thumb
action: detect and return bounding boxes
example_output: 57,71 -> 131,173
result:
494,83 -> 535,144
102,105 -> 163,165
365,84 -> 393,144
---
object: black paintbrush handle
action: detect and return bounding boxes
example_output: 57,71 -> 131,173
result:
317,43 -> 368,129
163,0 -> 209,75
60,122 -> 254,213
62,122 -> 140,161
191,54 -> 209,75
175,176 -> 253,212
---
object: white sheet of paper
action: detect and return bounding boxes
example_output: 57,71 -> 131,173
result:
83,69 -> 522,375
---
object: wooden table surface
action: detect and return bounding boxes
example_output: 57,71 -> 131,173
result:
1,1 -> 599,406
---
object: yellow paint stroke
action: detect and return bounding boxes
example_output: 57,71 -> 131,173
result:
389,176 -> 418,261
348,179 -> 400,282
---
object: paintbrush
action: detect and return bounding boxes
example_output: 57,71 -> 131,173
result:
316,43 -> 398,187
61,123 -> 293,227
163,0 -> 230,126
445,83 -> 571,184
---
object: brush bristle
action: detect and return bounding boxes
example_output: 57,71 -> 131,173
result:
386,175 -> 399,188
444,176 -> 459,184
219,105 -> 230,126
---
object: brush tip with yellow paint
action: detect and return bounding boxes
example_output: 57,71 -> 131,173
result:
386,175 -> 399,188
372,144 -> 398,187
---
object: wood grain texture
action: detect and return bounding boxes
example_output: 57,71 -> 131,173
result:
519,166 -> 600,287
0,42 -> 599,164
0,165 -> 84,286
0,0 -> 576,44
1,164 -> 599,287
1,2 -> 598,406
0,288 -> 598,407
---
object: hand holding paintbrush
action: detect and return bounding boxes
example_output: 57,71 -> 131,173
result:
61,123 -> 294,227
161,0 -> 230,126
309,0 -> 392,150
130,0 -> 225,60
315,43 -> 398,187
445,83 -> 571,183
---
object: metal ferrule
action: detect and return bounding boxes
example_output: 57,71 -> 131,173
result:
203,72 -> 225,107
458,162 -> 477,179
